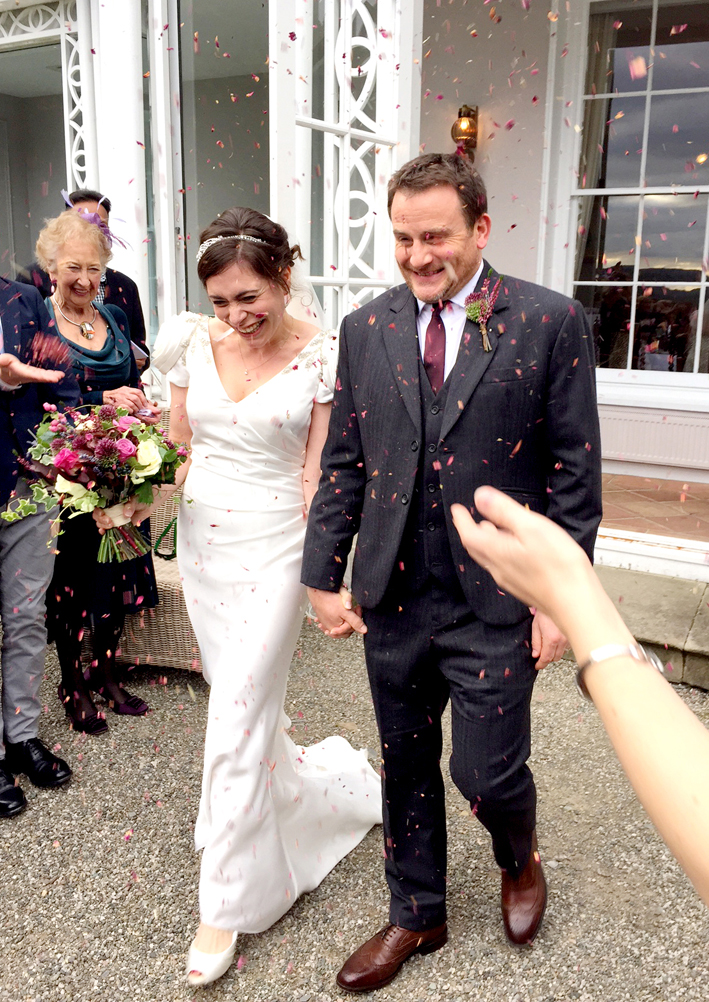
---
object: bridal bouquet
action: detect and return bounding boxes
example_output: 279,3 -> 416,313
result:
2,402 -> 188,562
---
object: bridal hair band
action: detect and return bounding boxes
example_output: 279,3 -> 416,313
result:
196,234 -> 270,263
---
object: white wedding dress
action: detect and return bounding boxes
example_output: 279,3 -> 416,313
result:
158,312 -> 382,932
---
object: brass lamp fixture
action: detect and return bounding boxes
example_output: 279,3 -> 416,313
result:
451,105 -> 478,160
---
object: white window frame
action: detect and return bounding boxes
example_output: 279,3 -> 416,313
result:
540,0 -> 709,411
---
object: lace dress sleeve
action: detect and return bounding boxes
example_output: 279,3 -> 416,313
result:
315,329 -> 340,404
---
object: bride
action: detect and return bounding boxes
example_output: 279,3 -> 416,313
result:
133,207 -> 382,986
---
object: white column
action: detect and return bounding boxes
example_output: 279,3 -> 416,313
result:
89,0 -> 148,307
268,0 -> 301,234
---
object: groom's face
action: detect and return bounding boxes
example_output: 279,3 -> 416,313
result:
391,185 -> 491,304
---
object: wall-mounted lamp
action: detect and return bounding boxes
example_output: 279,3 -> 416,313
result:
451,105 -> 478,160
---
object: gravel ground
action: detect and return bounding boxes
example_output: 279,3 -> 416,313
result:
1,624 -> 708,1002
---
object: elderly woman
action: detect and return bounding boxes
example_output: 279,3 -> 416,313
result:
36,211 -> 160,734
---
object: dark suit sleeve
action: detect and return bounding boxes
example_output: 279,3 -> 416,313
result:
542,300 -> 603,560
21,287 -> 80,411
301,320 -> 367,592
105,271 -> 148,360
15,264 -> 52,299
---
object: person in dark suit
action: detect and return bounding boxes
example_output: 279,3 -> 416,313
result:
302,154 -> 602,991
0,276 -> 79,816
16,188 -> 149,366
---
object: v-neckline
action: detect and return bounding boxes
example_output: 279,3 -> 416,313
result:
206,319 -> 323,405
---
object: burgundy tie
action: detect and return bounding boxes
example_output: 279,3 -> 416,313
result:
423,302 -> 446,395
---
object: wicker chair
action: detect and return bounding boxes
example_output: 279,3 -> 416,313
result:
119,492 -> 202,673
118,409 -> 202,672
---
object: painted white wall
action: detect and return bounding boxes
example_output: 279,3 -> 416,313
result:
419,0 -> 552,283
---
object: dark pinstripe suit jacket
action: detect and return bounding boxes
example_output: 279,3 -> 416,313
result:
301,264 -> 602,625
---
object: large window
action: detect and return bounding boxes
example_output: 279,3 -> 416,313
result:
574,0 -> 709,375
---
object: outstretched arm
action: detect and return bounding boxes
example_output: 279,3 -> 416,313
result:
452,487 -> 709,907
0,353 -> 65,387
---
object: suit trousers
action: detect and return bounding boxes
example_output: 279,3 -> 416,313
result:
0,498 -> 55,752
363,573 -> 538,931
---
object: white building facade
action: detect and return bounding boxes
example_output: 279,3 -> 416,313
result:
2,0 -> 708,576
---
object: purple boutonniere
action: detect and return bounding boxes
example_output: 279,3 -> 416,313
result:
464,274 -> 504,351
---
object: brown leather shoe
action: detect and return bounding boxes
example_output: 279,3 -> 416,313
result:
336,922 -> 448,992
501,833 -> 547,945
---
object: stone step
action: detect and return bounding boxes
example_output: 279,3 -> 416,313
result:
595,565 -> 709,690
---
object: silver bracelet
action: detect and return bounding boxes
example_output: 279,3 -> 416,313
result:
576,642 -> 664,701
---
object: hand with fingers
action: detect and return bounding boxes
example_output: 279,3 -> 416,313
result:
0,353 -> 65,387
307,585 -> 367,638
103,385 -> 161,421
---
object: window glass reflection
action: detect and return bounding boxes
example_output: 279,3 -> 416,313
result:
576,194 -> 639,282
638,194 -> 707,283
576,283 -> 632,369
585,6 -> 652,96
645,93 -> 709,186
177,0 -> 269,311
0,43 -> 66,279
632,286 -> 700,372
653,6 -> 709,90
579,96 -> 644,189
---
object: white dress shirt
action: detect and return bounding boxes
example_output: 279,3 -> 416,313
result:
416,261 -> 484,381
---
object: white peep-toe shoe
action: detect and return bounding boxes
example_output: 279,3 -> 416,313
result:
186,931 -> 238,986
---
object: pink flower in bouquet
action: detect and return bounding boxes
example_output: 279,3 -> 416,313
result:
116,438 -> 137,460
115,415 -> 141,432
53,448 -> 81,475
42,403 -> 58,412
176,446 -> 189,457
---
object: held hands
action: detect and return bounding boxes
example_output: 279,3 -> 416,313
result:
530,610 -> 567,671
307,585 -> 367,638
0,353 -> 65,387
103,385 -> 161,422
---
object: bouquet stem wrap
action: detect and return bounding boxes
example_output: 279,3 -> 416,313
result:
97,502 -> 151,564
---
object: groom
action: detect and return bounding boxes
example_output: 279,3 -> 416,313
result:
302,153 -> 602,991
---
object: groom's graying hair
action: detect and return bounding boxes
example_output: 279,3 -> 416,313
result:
387,153 -> 488,230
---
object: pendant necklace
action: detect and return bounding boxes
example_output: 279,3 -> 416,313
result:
53,297 -> 98,340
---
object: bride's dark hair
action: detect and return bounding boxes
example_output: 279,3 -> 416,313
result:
196,207 -> 303,294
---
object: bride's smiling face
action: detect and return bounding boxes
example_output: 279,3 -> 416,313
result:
205,261 -> 291,347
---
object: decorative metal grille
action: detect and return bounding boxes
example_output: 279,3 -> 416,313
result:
60,6 -> 89,189
270,0 -> 421,326
0,3 -> 62,40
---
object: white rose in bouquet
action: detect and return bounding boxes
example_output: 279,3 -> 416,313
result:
131,439 -> 162,482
